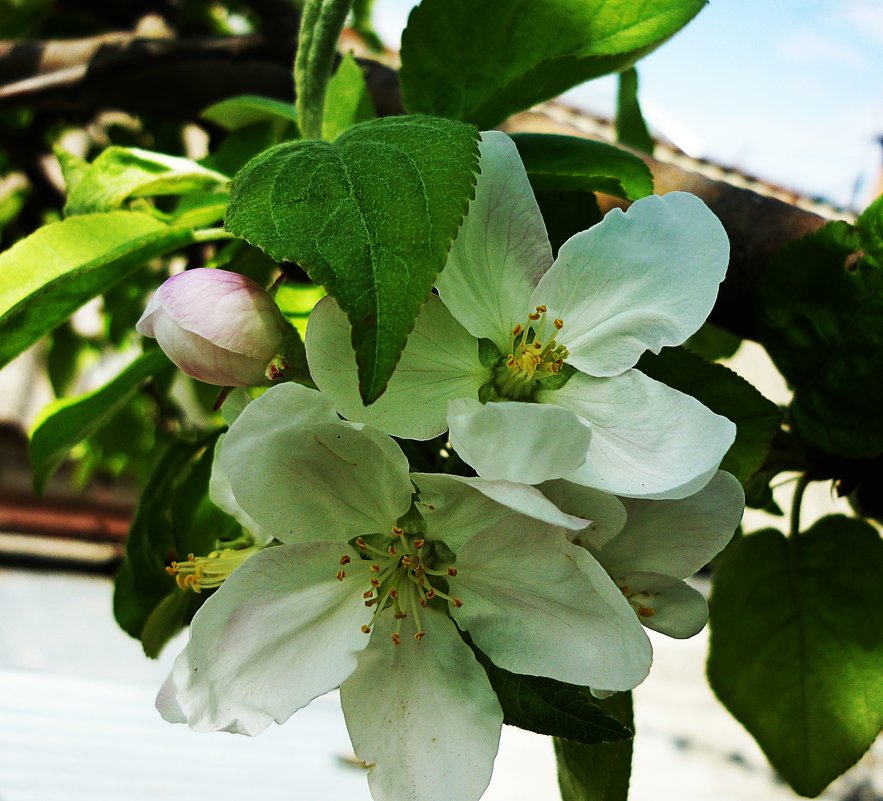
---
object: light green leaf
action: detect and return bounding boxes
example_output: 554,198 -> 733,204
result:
275,282 -> 326,337
708,518 -> 883,797
637,347 -> 781,484
29,348 -> 171,494
323,52 -> 375,141
555,692 -> 634,801
511,134 -> 653,201
200,94 -> 299,137
855,193 -> 883,267
0,212 -> 197,368
225,115 -> 480,403
401,0 -> 705,128
758,221 -> 883,458
65,147 -> 228,215
615,67 -> 654,154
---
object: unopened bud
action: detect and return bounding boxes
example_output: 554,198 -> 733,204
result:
136,268 -> 290,386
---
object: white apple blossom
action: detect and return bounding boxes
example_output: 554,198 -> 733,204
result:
158,383 -> 651,801
307,132 -> 736,498
137,268 -> 289,386
541,470 -> 745,640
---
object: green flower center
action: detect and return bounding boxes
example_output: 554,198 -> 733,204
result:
336,526 -> 461,645
494,305 -> 569,400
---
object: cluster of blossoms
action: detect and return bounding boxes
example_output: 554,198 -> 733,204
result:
139,132 -> 745,801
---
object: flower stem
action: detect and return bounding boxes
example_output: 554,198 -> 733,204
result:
295,0 -> 354,140
789,473 -> 810,538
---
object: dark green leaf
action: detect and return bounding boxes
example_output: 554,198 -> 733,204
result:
225,115 -> 480,403
708,518 -> 883,797
637,347 -> 781,483
684,321 -> 741,361
478,653 -> 632,745
203,123 -> 281,176
113,436 -> 215,640
323,53 -> 375,141
615,68 -> 654,154
0,211 -> 197,368
141,588 -> 202,659
29,349 -> 172,494
555,692 -> 634,801
401,0 -> 705,128
512,133 -> 653,201
65,147 -> 228,215
757,222 -> 883,458
535,190 -> 602,256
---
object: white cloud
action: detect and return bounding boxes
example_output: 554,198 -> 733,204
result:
842,0 -> 883,46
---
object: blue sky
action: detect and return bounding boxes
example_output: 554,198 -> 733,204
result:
373,0 -> 883,210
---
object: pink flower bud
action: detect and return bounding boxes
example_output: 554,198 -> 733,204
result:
136,268 -> 289,386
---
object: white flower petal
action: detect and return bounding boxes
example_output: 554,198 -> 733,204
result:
451,521 -> 651,691
533,192 -> 729,376
436,131 -> 552,350
222,394 -> 413,542
156,672 -> 187,724
412,472 -> 588,551
619,571 -> 710,639
447,397 -> 592,484
307,295 -> 490,439
168,542 -> 372,734
600,471 -> 744,578
340,607 -> 503,801
209,434 -> 271,544
538,479 -> 628,551
541,370 -> 735,499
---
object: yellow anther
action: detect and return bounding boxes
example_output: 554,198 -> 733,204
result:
361,624 -> 372,634
419,598 -> 428,608
553,318 -> 564,329
391,525 -> 404,536
394,611 -> 408,619
452,598 -> 463,608
339,555 -> 351,565
387,545 -> 397,556
447,567 -> 458,577
512,323 -> 523,336
370,577 -> 381,587
370,564 -> 381,573
413,538 -> 425,549
363,590 -> 374,598
389,588 -> 398,599
336,570 -> 347,581
167,545 -> 260,593
392,633 -> 402,645
533,340 -> 543,350
637,606 -> 655,618
414,631 -> 427,642
356,537 -> 367,548
535,304 -> 547,313
402,556 -> 413,566
528,311 -> 541,321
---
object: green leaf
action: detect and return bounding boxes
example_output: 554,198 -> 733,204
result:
113,436 -> 216,640
400,0 -> 705,128
854,193 -> 883,267
478,652 -> 632,745
65,147 -> 228,215
708,518 -> 883,797
535,190 -> 602,257
615,67 -> 654,154
201,94 -> 299,137
54,146 -> 90,193
512,134 -> 653,201
225,115 -> 480,403
637,347 -> 781,484
0,211 -> 198,368
684,321 -> 741,361
140,588 -> 201,659
555,692 -> 634,801
29,349 -> 172,494
322,53 -> 376,141
757,222 -> 883,458
275,282 -> 327,337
